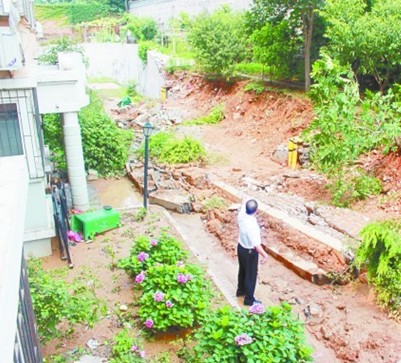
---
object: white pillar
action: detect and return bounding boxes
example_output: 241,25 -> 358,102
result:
63,111 -> 89,211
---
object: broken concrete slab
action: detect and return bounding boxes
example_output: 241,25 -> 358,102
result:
212,179 -> 345,254
149,190 -> 192,213
265,244 -> 330,285
315,205 -> 370,240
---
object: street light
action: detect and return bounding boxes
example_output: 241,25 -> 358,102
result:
142,121 -> 154,209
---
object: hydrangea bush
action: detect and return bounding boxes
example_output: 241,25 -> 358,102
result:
193,303 -> 313,362
138,263 -> 213,331
118,233 -> 188,277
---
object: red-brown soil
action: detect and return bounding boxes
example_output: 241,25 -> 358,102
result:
166,72 -> 401,219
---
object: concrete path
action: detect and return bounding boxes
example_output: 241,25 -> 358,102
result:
166,210 -> 338,363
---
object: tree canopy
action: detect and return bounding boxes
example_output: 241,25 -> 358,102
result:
320,0 -> 401,92
188,7 -> 248,78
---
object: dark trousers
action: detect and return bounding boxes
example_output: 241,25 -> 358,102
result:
237,244 -> 259,304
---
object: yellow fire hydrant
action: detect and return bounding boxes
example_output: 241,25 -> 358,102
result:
288,137 -> 303,169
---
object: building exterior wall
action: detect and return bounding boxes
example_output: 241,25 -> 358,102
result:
129,0 -> 252,25
0,157 -> 29,362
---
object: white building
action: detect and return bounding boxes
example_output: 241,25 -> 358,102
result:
0,0 -> 90,361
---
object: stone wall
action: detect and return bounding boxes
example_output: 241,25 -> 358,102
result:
128,0 -> 252,26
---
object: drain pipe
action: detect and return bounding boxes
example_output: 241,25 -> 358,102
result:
63,111 -> 89,211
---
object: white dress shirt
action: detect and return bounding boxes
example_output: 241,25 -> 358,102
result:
237,202 -> 261,249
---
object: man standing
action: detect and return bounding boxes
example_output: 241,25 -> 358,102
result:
236,194 -> 268,306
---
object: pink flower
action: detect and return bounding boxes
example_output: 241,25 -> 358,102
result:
153,291 -> 165,302
131,345 -> 138,352
137,252 -> 149,262
177,273 -> 188,284
150,239 -> 158,247
144,318 -> 154,329
186,274 -> 193,281
139,350 -> 146,358
249,303 -> 264,315
165,300 -> 174,308
135,271 -> 146,284
234,333 -> 253,346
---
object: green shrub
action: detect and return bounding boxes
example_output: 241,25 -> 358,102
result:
184,104 -> 225,125
138,41 -> 159,63
38,37 -> 86,65
109,330 -> 146,363
117,233 -> 188,277
138,132 -> 206,164
122,14 -> 158,41
138,263 -> 213,331
42,113 -> 65,169
79,92 -> 133,175
68,3 -> 109,24
234,62 -> 266,75
188,7 -> 248,78
27,259 -> 102,342
357,221 -> 401,319
43,92 -> 132,176
306,54 -> 401,174
329,169 -> 382,207
193,303 -> 313,362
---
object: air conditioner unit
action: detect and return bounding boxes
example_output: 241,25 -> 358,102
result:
0,27 -> 23,70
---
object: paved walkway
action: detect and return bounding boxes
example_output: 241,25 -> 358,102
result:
166,211 -> 338,363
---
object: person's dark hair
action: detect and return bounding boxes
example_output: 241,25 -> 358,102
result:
246,199 -> 258,215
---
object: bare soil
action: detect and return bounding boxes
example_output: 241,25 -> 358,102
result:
161,72 -> 401,362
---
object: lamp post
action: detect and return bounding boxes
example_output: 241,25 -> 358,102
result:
142,122 -> 154,209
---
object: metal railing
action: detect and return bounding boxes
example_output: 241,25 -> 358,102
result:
0,88 -> 45,179
14,256 -> 43,363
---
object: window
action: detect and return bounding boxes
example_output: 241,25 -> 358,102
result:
0,103 -> 23,157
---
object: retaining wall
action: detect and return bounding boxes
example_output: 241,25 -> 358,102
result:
82,42 -> 165,99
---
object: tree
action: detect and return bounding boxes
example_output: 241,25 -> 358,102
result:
321,0 -> 401,93
188,7 -> 248,78
252,20 -> 301,80
249,0 -> 324,91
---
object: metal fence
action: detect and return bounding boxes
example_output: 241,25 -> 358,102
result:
0,88 -> 45,179
14,256 -> 43,363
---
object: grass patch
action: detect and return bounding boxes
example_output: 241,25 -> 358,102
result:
137,131 -> 206,164
96,88 -> 126,100
184,104 -> 225,125
243,81 -> 266,94
235,62 -> 267,75
202,196 -> 228,211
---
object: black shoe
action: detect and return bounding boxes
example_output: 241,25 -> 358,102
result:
244,299 -> 262,306
236,290 -> 245,297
